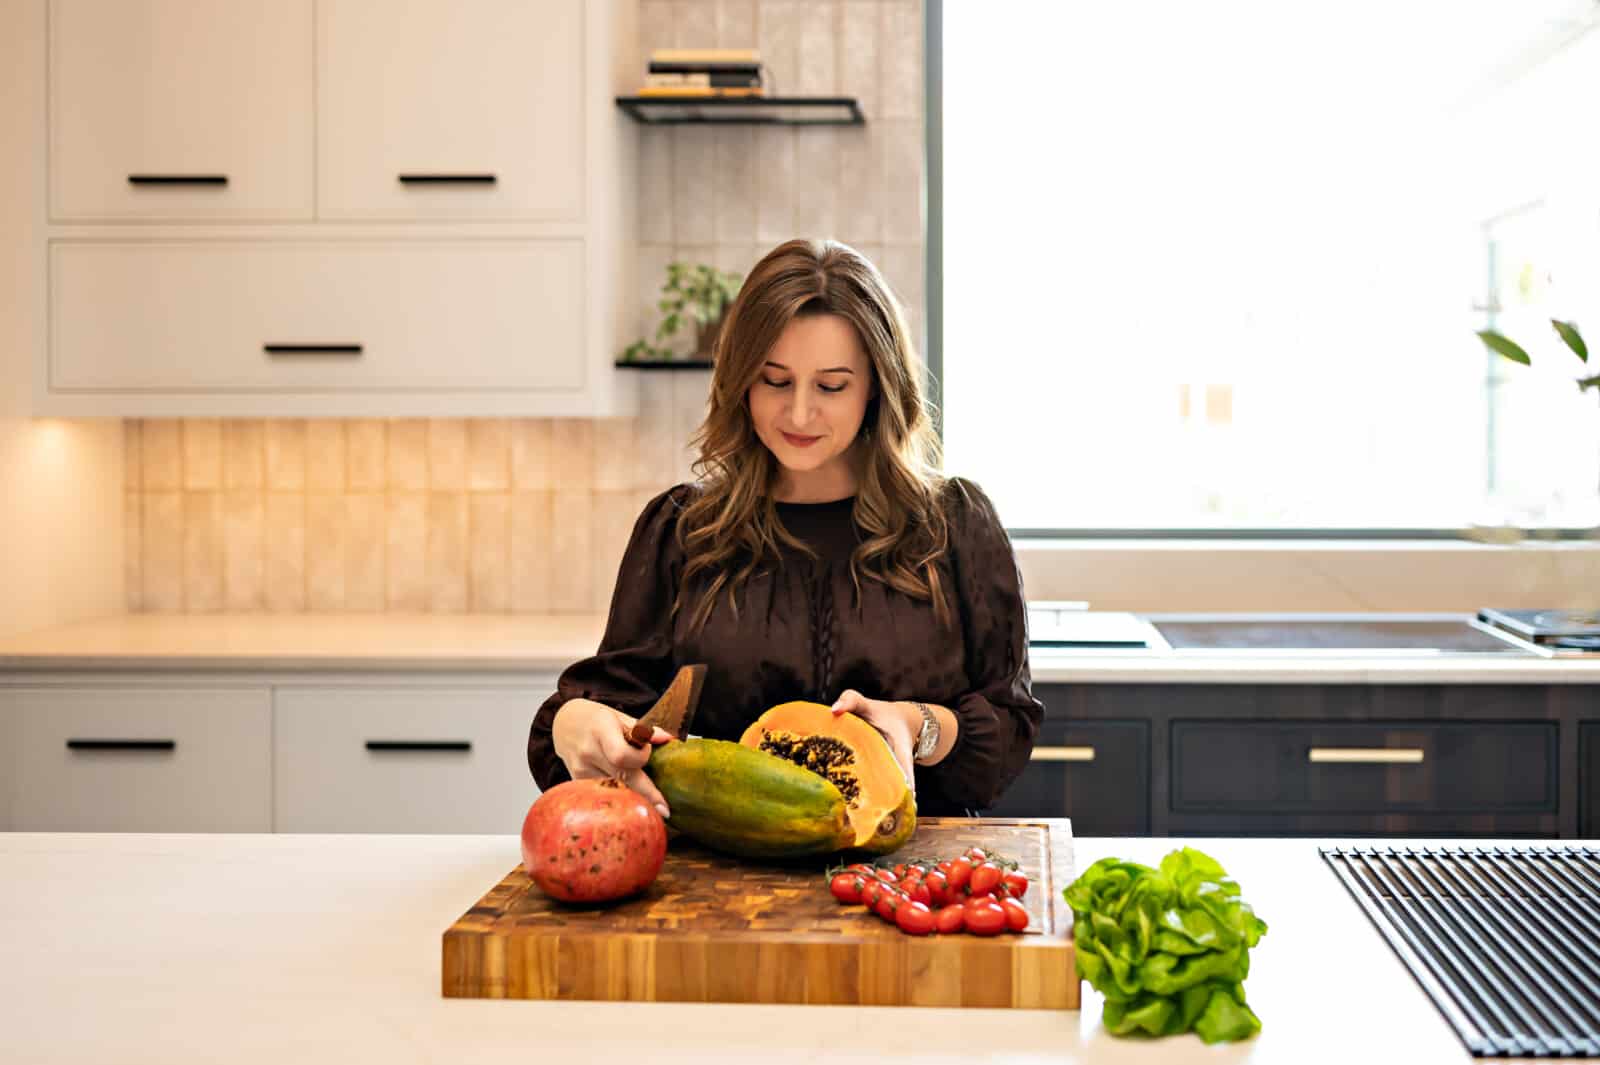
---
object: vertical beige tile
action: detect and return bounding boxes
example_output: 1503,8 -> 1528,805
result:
757,0 -> 803,96
468,419 -> 511,492
512,418 -> 556,491
591,491 -> 644,613
387,419 -> 428,492
181,420 -> 222,490
836,123 -> 883,245
549,491 -> 594,613
469,494 -> 512,612
754,127 -> 797,244
182,492 -> 223,612
591,418 -> 637,492
550,420 -> 595,493
712,242 -> 764,281
881,120 -> 923,243
426,492 -> 469,612
673,127 -> 718,245
142,420 -> 182,491
678,0 -> 716,45
639,2 -> 674,61
793,127 -> 839,238
876,243 -> 925,352
637,372 -> 686,494
511,491 -> 555,612
223,420 -> 265,489
638,130 -> 675,245
672,369 -> 715,482
714,126 -> 757,244
305,420 -> 346,493
797,0 -> 838,95
716,0 -> 756,45
265,420 -> 307,491
141,492 -> 183,613
428,418 -> 467,490
346,419 -> 387,491
387,495 -> 429,611
839,0 -> 881,120
123,421 -> 142,492
306,494 -> 347,611
344,495 -> 387,612
124,492 -> 142,611
264,493 -> 306,613
222,490 -> 265,611
880,0 -> 921,119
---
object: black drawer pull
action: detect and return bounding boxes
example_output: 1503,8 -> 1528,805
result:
128,174 -> 229,186
398,173 -> 497,184
264,344 -> 364,356
67,739 -> 176,751
365,740 -> 472,753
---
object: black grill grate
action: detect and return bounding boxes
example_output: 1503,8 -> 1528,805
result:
1322,846 -> 1600,1058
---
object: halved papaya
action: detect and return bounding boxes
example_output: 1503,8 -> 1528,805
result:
738,700 -> 917,855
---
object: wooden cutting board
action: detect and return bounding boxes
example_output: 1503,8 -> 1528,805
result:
442,817 -> 1078,1008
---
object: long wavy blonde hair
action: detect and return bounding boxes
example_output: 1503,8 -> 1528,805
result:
676,239 -> 952,632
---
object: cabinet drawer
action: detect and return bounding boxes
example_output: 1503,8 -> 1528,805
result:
274,686 -> 546,833
984,720 -> 1148,835
50,240 -> 584,393
317,0 -> 584,220
5,687 -> 272,832
1171,721 -> 1556,814
49,0 -> 314,220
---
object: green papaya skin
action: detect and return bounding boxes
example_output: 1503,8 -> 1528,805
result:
643,737 -> 854,858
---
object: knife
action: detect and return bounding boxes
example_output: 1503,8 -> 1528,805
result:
626,663 -> 706,746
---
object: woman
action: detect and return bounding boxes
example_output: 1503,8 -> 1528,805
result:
528,238 -> 1042,818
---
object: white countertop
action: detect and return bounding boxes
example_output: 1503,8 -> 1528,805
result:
1,613 -> 1598,682
0,831 -> 1538,1065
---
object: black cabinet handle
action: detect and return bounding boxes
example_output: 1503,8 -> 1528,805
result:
264,344 -> 364,356
67,739 -> 176,751
128,174 -> 229,186
397,173 -> 497,185
364,740 -> 472,753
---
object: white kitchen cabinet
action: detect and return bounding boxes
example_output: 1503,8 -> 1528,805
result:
3,687 -> 273,832
273,684 -> 549,834
48,0 -> 315,221
317,0 -> 585,221
51,239 -> 585,401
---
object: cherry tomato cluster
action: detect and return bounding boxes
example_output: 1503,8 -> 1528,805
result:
826,847 -> 1030,937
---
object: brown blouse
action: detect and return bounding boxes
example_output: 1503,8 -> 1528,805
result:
526,477 -> 1044,815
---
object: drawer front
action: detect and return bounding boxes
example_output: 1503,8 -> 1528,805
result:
984,720 -> 1149,835
50,0 -> 314,220
274,685 -> 548,833
1171,720 -> 1557,814
50,240 -> 585,392
6,687 -> 272,832
1584,724 -> 1599,839
317,0 -> 583,220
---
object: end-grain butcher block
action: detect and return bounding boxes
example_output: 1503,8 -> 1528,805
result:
442,817 -> 1078,1009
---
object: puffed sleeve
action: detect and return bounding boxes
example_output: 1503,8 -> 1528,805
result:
526,484 -> 693,790
916,477 -> 1044,811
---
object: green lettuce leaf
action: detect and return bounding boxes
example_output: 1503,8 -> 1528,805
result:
1065,847 -> 1267,1042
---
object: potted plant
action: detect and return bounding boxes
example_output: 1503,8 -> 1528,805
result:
620,261 -> 744,363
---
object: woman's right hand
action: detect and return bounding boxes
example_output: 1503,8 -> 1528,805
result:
550,698 -> 673,819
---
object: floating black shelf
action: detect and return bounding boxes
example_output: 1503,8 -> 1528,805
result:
615,95 -> 864,126
615,358 -> 715,370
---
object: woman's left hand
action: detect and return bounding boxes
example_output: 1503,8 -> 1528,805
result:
831,689 -> 918,786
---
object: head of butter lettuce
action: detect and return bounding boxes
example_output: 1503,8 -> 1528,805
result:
1064,847 -> 1268,1043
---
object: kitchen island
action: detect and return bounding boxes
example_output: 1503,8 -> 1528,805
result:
0,832 -> 1540,1064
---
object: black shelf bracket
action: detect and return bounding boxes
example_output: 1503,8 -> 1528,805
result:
614,95 -> 864,126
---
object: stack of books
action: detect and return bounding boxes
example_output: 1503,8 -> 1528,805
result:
638,48 -> 765,97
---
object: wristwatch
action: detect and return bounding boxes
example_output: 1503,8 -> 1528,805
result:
911,701 -> 939,762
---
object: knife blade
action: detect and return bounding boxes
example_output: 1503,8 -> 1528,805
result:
626,663 -> 706,746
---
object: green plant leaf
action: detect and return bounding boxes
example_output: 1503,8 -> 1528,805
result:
1551,320 -> 1588,363
1476,330 -> 1532,366
1065,848 -> 1266,1043
1577,374 -> 1600,393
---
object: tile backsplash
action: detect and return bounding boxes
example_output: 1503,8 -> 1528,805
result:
126,0 -> 924,615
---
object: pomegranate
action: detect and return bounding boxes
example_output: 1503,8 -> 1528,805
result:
520,778 -> 666,903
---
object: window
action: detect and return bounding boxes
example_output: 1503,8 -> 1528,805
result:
936,0 -> 1600,533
